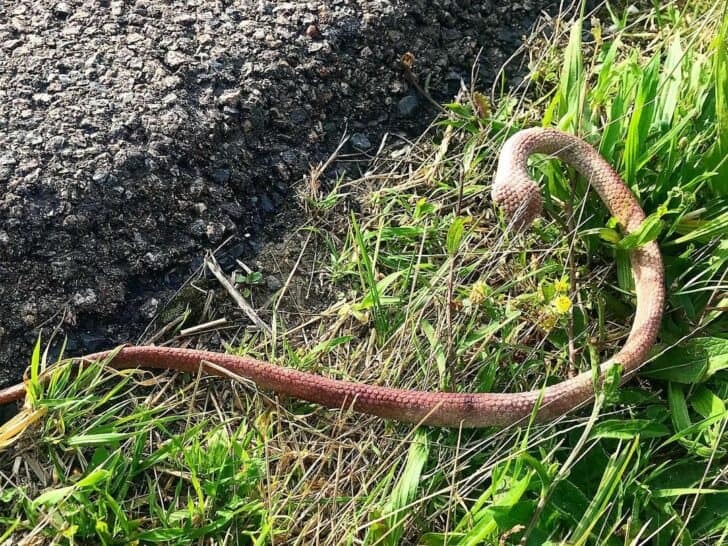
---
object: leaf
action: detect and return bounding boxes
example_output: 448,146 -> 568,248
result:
656,33 -> 684,127
691,386 -> 726,419
598,228 -> 621,244
419,532 -> 465,546
623,54 -> 661,188
571,438 -> 639,545
462,138 -> 477,173
557,17 -> 585,132
668,382 -> 692,433
446,216 -> 468,256
713,11 -> 728,193
617,213 -> 664,250
652,488 -> 728,498
615,249 -> 633,292
370,430 -> 430,546
32,485 -> 75,508
76,468 -> 111,488
643,337 -> 728,383
421,320 -> 447,383
32,468 -> 111,508
673,211 -> 728,244
589,419 -> 670,440
66,433 -> 131,447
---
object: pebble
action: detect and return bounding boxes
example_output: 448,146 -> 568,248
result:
290,108 -> 308,124
217,89 -> 241,107
71,289 -> 98,309
140,297 -> 160,319
350,132 -> 372,152
211,169 -> 231,184
398,95 -> 419,117
260,194 -> 275,213
266,275 -> 282,291
79,333 -> 109,353
189,219 -> 206,237
54,2 -> 72,18
164,50 -> 190,69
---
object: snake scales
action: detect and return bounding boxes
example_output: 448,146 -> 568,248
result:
0,128 -> 664,427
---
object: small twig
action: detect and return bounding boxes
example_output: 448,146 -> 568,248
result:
308,133 -> 349,198
565,191 -> 578,375
179,318 -> 228,337
273,231 -> 313,315
146,314 -> 187,345
205,253 -> 272,336
403,66 -> 448,114
445,105 -> 469,391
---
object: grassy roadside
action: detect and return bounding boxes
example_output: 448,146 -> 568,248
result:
1,1 -> 727,544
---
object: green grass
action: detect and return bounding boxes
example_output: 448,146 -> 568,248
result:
1,1 -> 727,544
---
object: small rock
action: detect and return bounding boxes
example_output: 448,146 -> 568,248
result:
162,93 -> 177,106
260,194 -> 275,213
0,153 -> 16,166
54,2 -> 72,18
266,276 -> 282,291
189,219 -> 206,237
290,108 -> 308,124
164,50 -> 190,69
21,302 -> 37,326
79,333 -> 109,353
2,39 -> 22,51
174,13 -> 196,25
308,41 -> 327,53
140,297 -> 159,319
211,169 -> 231,184
143,251 -> 166,269
217,89 -> 241,107
305,24 -> 320,39
32,93 -> 52,105
190,178 -> 205,197
126,32 -> 145,44
228,243 -> 246,258
92,169 -> 109,183
62,214 -> 80,228
398,95 -> 419,117
350,133 -> 372,152
72,289 -> 98,309
220,202 -> 243,219
206,222 -> 225,240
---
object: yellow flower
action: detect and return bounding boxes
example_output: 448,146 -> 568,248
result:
469,281 -> 489,305
553,295 -> 573,315
554,278 -> 570,293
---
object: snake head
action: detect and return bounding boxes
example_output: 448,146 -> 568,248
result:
491,168 -> 543,231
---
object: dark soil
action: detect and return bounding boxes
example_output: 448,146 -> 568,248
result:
0,0 -> 560,389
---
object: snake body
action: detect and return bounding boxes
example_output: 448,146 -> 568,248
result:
0,128 -> 664,427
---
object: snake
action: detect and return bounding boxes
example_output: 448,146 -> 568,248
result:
0,128 -> 664,427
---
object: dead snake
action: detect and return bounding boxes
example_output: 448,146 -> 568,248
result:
0,128 -> 664,427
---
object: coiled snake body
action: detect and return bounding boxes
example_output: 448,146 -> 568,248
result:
0,128 -> 664,427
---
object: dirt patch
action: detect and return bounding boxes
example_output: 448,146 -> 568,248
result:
0,0 -> 560,387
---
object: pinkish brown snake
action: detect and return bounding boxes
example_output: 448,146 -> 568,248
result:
0,128 -> 664,427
